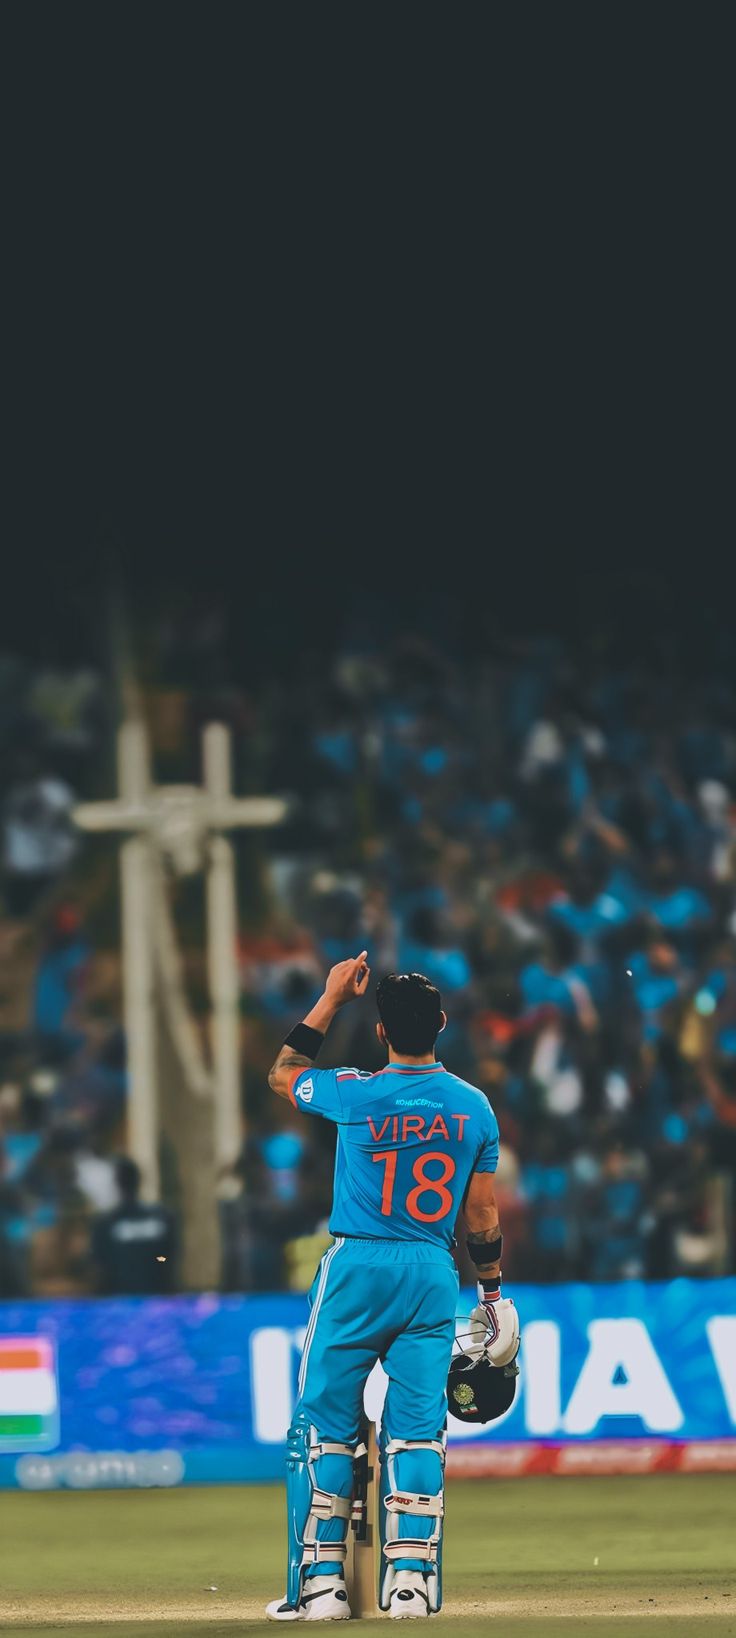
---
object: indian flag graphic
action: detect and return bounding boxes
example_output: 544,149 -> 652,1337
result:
0,1338 -> 59,1452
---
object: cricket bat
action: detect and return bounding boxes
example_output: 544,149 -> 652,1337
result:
346,1419 -> 378,1617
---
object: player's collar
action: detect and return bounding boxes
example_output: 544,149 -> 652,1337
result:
387,1061 -> 443,1070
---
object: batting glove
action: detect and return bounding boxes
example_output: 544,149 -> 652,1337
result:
467,1279 -> 520,1368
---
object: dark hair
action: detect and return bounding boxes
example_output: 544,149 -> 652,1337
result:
376,972 -> 442,1055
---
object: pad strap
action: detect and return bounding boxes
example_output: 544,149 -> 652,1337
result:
310,1439 -> 356,1459
380,1430 -> 446,1609
302,1540 -> 348,1566
384,1438 -> 446,1461
384,1537 -> 440,1564
300,1427 -> 355,1574
309,1488 -> 352,1522
385,1489 -> 444,1518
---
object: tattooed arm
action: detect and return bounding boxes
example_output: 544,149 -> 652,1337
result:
267,952 -> 371,1101
267,1046 -> 315,1100
462,1167 -> 519,1367
462,1170 -> 502,1281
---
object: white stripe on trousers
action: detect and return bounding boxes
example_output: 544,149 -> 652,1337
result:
297,1236 -> 345,1396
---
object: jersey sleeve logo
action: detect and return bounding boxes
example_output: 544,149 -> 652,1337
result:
297,1077 -> 314,1103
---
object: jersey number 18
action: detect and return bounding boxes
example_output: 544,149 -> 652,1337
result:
372,1150 -> 457,1222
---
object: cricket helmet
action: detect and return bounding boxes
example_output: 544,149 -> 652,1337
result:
447,1349 -> 520,1425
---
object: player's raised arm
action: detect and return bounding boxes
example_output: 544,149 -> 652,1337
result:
462,1167 -> 519,1368
267,951 -> 370,1101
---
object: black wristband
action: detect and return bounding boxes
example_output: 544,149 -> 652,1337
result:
284,1022 -> 325,1058
466,1232 -> 503,1268
481,1276 -> 502,1297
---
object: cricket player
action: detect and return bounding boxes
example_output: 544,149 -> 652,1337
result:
265,956 -> 517,1621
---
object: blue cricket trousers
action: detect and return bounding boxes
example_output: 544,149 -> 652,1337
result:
295,1235 -> 459,1576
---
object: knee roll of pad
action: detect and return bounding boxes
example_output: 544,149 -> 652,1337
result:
285,1412 -> 355,1608
379,1436 -> 446,1613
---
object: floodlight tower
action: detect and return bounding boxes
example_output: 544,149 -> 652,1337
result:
74,722 -> 286,1278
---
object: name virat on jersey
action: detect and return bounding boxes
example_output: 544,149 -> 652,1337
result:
366,1112 -> 469,1144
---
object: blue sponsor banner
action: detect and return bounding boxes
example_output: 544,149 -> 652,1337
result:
0,1280 -> 734,1488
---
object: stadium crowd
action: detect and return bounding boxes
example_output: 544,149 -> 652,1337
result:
1,623 -> 736,1294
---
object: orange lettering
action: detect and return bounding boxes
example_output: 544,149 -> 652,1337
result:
367,1115 -> 391,1142
401,1115 -> 426,1142
391,1116 -> 399,1142
406,1153 -> 456,1221
425,1114 -> 449,1141
373,1151 -> 398,1215
451,1114 -> 469,1141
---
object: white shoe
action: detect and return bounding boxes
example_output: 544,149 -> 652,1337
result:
266,1601 -> 301,1623
266,1576 -> 352,1621
388,1570 -> 431,1618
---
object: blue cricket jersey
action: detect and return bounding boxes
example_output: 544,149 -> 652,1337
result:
287,1060 -> 499,1248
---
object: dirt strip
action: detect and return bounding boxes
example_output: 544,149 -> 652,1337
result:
2,1592 -> 734,1625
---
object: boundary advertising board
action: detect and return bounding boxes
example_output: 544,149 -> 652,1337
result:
0,1279 -> 734,1488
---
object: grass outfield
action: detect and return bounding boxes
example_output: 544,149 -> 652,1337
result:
1,1474 -> 735,1637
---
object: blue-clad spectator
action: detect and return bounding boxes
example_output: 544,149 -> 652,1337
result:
398,908 -> 472,995
585,1145 -> 650,1280
521,1127 -> 577,1279
547,866 -> 632,961
646,851 -> 711,937
32,903 -> 90,1060
625,940 -> 688,1039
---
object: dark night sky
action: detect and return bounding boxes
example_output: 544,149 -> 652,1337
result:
2,6 -> 732,672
